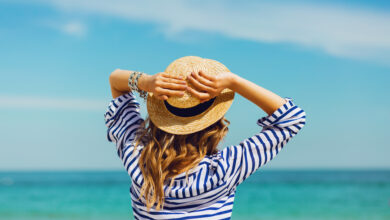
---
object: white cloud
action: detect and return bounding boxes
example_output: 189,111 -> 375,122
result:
39,19 -> 87,37
0,94 -> 107,111
60,21 -> 86,37
25,0 -> 390,62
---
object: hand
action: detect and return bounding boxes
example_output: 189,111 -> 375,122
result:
186,70 -> 234,103
141,72 -> 187,100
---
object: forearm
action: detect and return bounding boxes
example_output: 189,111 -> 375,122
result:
109,69 -> 151,99
228,73 -> 287,116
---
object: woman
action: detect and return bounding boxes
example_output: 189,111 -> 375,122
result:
104,56 -> 306,219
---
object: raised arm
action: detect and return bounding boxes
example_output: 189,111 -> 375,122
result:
187,70 -> 306,190
105,69 -> 188,158
186,70 -> 286,115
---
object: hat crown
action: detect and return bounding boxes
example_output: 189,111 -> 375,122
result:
165,56 -> 229,108
146,56 -> 235,135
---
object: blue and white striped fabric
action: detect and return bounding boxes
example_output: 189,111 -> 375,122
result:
104,91 -> 306,219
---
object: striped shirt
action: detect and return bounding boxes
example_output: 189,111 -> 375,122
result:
104,91 -> 306,219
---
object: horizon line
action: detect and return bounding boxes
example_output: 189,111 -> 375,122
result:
0,168 -> 389,172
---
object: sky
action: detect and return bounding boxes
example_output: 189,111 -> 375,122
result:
0,0 -> 389,170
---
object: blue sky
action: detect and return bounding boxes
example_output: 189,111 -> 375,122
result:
0,0 -> 389,170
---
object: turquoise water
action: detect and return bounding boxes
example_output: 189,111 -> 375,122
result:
0,170 -> 389,220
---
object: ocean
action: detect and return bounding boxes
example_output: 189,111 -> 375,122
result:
0,170 -> 389,220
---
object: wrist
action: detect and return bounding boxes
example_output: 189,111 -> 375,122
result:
137,73 -> 151,92
226,72 -> 240,91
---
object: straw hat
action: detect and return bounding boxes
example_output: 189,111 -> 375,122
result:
146,56 -> 235,135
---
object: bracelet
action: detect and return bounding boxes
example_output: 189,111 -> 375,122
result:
128,71 -> 148,101
134,72 -> 148,100
134,72 -> 143,91
129,71 -> 141,92
128,71 -> 137,91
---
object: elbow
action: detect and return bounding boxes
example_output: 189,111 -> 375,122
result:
301,109 -> 307,124
296,108 -> 307,130
109,69 -> 121,84
110,68 -> 120,77
112,68 -> 121,75
287,107 -> 307,135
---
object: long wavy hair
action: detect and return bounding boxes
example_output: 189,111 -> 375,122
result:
133,115 -> 230,211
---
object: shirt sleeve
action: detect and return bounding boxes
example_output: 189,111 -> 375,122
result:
219,97 -> 306,191
104,91 -> 145,160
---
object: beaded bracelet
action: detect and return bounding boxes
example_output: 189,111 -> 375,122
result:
128,71 -> 138,91
128,71 -> 140,92
128,71 -> 148,100
135,72 -> 148,100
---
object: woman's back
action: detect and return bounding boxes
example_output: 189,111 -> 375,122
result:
105,90 -> 306,219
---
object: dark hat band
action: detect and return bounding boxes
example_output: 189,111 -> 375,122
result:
164,97 -> 216,117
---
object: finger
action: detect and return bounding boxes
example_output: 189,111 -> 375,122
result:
186,86 -> 211,100
193,71 -> 215,87
188,74 -> 215,93
156,87 -> 185,97
161,77 -> 187,85
159,81 -> 187,90
161,72 -> 185,80
157,94 -> 168,100
198,70 -> 217,82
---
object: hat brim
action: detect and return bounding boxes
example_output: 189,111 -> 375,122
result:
147,88 -> 235,135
